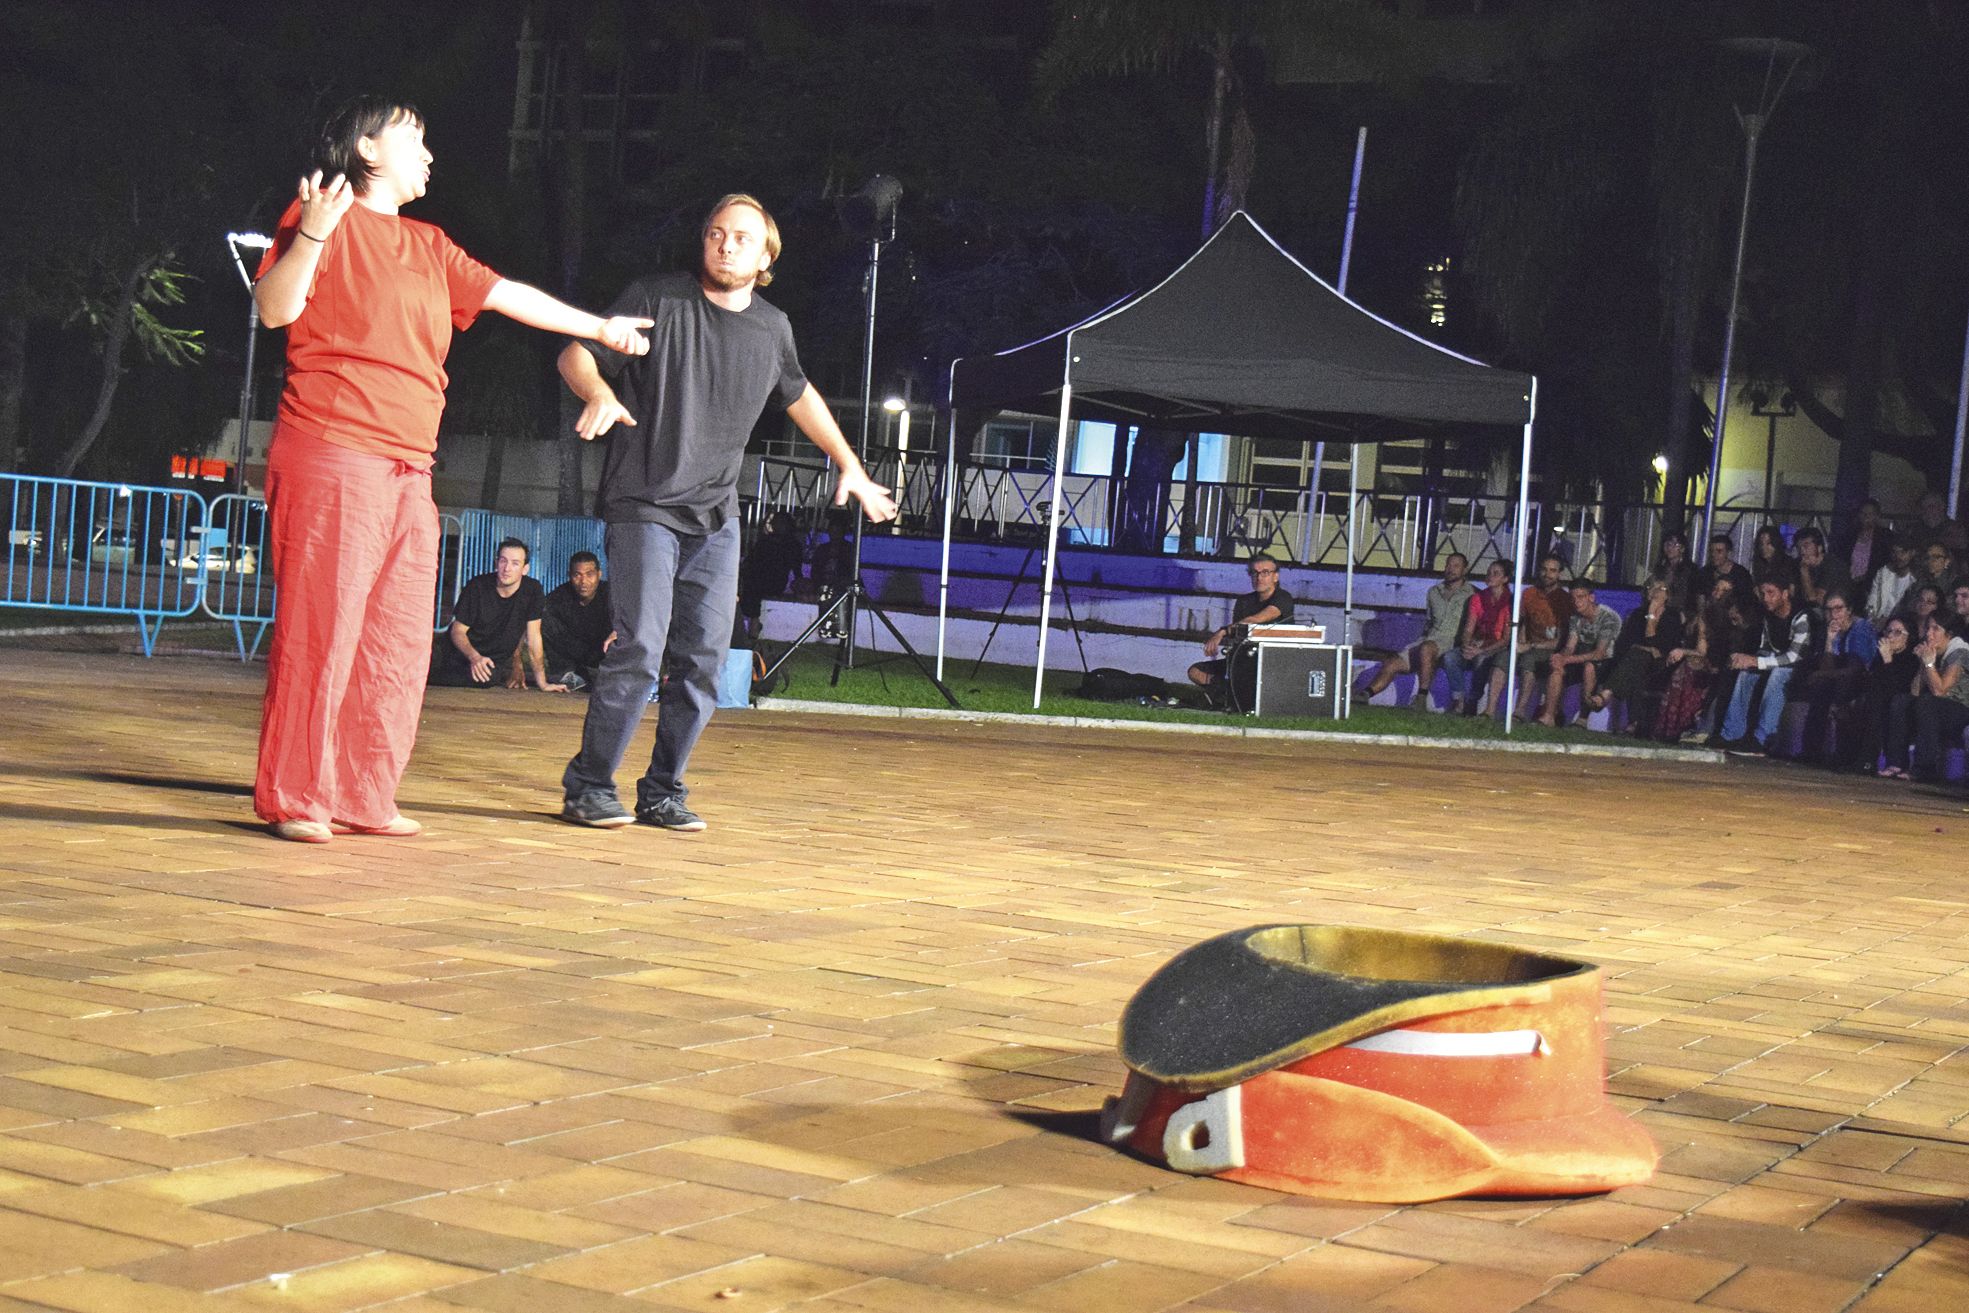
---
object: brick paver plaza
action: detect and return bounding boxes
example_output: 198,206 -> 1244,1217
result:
0,649 -> 1962,1312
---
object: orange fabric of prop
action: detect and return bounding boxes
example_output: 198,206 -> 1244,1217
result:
1119,971 -> 1656,1202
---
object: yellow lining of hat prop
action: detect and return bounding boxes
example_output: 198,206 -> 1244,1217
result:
1101,925 -> 1657,1203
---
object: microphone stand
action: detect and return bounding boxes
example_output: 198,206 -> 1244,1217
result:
759,193 -> 957,707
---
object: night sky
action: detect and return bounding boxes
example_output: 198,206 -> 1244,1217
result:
4,0 -> 1965,517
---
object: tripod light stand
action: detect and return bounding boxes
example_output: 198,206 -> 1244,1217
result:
758,176 -> 958,707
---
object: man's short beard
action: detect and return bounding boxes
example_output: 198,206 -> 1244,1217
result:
701,260 -> 756,293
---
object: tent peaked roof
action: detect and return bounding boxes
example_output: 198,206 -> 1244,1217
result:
948,210 -> 1532,439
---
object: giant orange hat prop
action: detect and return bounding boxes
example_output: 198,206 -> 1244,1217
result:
1101,925 -> 1656,1202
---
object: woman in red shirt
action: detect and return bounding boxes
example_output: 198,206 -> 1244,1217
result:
1441,559 -> 1515,716
252,96 -> 650,843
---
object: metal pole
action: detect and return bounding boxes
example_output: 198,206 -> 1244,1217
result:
842,234 -> 882,666
937,405 -> 958,682
1344,447 -> 1358,637
1339,127 -> 1366,293
1701,115 -> 1763,545
233,298 -> 259,497
1033,367 -> 1075,709
1951,307 -> 1969,520
1503,378 -> 1539,735
224,234 -> 270,498
1313,127 -> 1368,560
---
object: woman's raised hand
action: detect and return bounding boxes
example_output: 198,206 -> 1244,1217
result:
297,171 -> 353,238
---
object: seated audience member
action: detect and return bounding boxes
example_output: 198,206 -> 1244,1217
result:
809,511 -> 856,640
1539,578 -> 1621,727
430,538 -> 564,692
1506,553 -> 1573,720
1854,617 -> 1919,774
533,551 -> 613,691
1692,533 -> 1755,607
1955,583 -> 1969,625
1655,577 -> 1745,743
1189,554 -> 1294,703
1749,524 -> 1798,601
1604,577 -> 1684,733
1785,587 -> 1876,765
1794,528 -> 1850,611
737,510 -> 806,643
1897,582 -> 1944,634
1653,532 -> 1696,616
1716,578 -> 1812,754
1443,559 -> 1514,716
1906,488 -> 1967,557
1846,498 -> 1892,586
1866,539 -> 1918,626
1919,542 -> 1961,597
1363,552 -> 1473,709
1884,613 -> 1969,783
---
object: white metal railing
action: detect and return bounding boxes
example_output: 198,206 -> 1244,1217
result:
745,455 -> 1872,587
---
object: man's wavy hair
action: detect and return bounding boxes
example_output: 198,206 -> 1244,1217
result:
704,193 -> 781,287
313,95 -> 423,195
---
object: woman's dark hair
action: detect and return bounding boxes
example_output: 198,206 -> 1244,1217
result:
313,95 -> 423,195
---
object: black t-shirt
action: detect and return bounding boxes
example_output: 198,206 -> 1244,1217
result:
452,574 -> 544,662
1233,587 -> 1295,625
582,272 -> 807,532
541,581 -> 612,667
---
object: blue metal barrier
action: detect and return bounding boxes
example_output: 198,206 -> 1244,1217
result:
5,472 -> 614,660
3,473 -> 209,655
199,493 -> 274,660
198,496 -> 469,661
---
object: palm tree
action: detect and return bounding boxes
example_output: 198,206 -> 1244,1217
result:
1037,0 -> 1390,241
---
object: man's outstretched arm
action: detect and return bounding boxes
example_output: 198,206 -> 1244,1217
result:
786,385 -> 897,523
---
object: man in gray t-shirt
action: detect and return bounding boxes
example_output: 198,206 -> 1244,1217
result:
1538,579 -> 1622,726
554,194 -> 896,832
1363,552 -> 1474,710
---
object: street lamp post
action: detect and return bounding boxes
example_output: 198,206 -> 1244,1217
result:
1700,38 -> 1810,546
224,232 -> 272,497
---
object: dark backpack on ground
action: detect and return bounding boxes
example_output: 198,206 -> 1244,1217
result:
752,643 -> 787,698
1072,668 -> 1168,702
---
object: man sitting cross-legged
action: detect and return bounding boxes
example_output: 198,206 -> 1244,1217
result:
1362,552 -> 1473,710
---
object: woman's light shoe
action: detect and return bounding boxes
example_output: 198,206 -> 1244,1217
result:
333,815 -> 423,838
271,819 -> 332,844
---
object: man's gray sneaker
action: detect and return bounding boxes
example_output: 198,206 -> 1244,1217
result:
637,797 -> 707,832
562,791 -> 634,828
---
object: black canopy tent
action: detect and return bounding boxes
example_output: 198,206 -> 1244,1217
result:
938,211 -> 1541,724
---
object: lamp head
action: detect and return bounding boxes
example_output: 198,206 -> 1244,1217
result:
839,175 -> 902,240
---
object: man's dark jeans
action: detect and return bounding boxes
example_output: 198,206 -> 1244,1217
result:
562,519 -> 739,810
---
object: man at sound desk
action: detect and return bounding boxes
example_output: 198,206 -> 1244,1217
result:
1188,554 -> 1296,705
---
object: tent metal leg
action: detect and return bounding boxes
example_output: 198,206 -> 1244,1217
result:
1033,378 -> 1075,709
1504,377 -> 1539,735
937,404 -> 958,682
